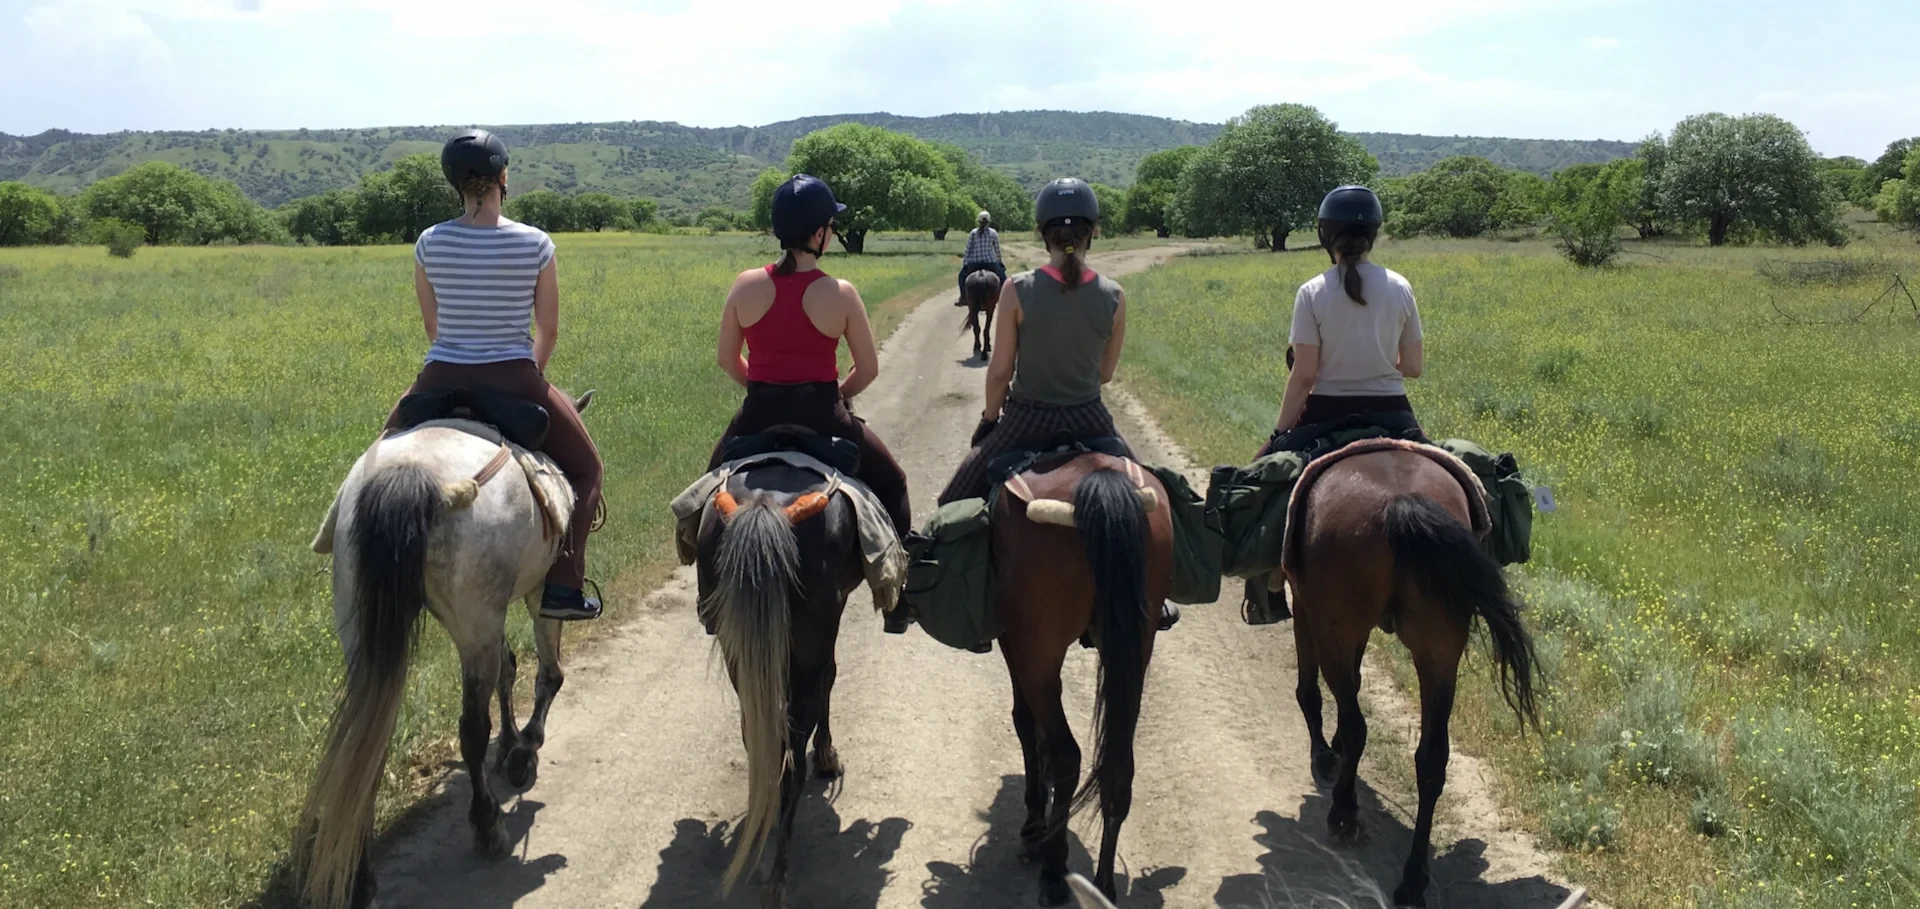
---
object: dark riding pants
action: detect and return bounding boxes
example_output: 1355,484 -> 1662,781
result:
958,261 -> 1006,298
709,381 -> 913,538
383,358 -> 603,589
1258,394 -> 1426,459
939,396 -> 1130,505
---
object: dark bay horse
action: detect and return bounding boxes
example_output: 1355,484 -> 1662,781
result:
1283,446 -> 1539,907
696,460 -> 864,909
992,454 -> 1173,906
963,269 -> 1003,361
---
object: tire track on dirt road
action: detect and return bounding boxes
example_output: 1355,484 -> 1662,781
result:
372,245 -> 1587,908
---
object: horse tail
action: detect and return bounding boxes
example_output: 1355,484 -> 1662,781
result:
1070,467 -> 1151,816
706,498 -> 798,892
297,462 -> 442,909
1383,493 -> 1540,730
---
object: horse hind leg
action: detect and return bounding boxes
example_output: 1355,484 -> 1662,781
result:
810,657 -> 842,780
1005,670 -> 1048,860
1293,615 -> 1338,786
508,605 -> 564,789
459,639 -> 510,857
1392,604 -> 1466,908
493,647 -> 520,774
1319,640 -> 1368,841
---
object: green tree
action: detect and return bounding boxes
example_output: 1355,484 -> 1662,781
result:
749,168 -> 786,232
1632,135 -> 1669,238
356,155 -> 458,243
782,123 -> 970,253
1195,104 -> 1377,250
1490,170 -> 1550,231
0,182 -> 65,246
1818,156 -> 1870,208
931,144 -> 1031,235
504,190 -> 577,232
80,161 -> 281,245
1873,148 -> 1920,229
1169,146 -> 1237,238
282,190 -> 363,245
572,193 -> 625,232
1550,162 -> 1634,267
1090,183 -> 1127,233
1862,138 -> 1917,201
695,206 -> 750,232
629,198 -> 660,230
1385,156 -> 1509,238
1124,146 -> 1202,237
1657,113 -> 1843,247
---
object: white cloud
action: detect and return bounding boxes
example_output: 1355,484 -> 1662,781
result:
23,3 -> 176,66
1583,36 -> 1622,49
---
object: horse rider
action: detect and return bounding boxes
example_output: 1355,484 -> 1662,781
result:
1243,184 -> 1428,624
709,173 -> 914,614
935,177 -> 1178,630
955,209 -> 1006,306
382,129 -> 605,621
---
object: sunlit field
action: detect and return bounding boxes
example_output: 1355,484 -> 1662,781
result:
1120,231 -> 1920,909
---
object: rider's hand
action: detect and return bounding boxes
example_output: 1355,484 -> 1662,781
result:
971,418 -> 999,447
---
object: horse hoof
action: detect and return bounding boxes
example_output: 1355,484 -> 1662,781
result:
1391,881 -> 1428,908
476,818 -> 510,858
506,746 -> 539,790
1038,876 -> 1072,907
812,747 -> 843,780
1327,811 -> 1360,843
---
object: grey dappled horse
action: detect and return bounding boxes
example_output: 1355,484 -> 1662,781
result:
963,269 -> 1003,361
295,392 -> 591,909
696,460 -> 864,909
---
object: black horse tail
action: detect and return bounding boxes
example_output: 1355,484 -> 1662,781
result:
1384,494 -> 1540,730
297,463 -> 440,909
704,498 -> 798,893
1070,467 -> 1151,816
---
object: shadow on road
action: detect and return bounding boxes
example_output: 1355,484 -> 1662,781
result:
637,786 -> 909,908
1214,789 -> 1577,909
920,774 -> 1188,909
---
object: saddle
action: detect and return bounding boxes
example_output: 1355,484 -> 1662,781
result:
986,433 -> 1133,488
721,425 -> 862,477
392,387 -> 550,451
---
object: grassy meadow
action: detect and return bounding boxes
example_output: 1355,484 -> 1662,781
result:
0,232 -> 960,908
1121,233 -> 1920,908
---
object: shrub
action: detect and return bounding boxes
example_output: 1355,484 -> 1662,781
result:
1545,785 -> 1621,851
95,218 -> 143,258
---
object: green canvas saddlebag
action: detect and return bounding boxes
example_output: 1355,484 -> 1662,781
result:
902,497 -> 999,651
1145,465 -> 1224,605
1435,439 -> 1534,565
1206,449 -> 1307,579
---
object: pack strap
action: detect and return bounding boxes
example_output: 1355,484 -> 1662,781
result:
473,444 -> 514,488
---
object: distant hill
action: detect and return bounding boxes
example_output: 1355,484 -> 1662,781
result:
0,112 -> 1634,211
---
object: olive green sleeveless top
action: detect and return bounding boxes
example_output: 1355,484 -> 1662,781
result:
1009,267 -> 1121,406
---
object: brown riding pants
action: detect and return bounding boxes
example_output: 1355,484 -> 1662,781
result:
382,358 -> 602,589
708,381 -> 912,537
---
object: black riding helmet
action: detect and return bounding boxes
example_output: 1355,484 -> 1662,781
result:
1035,177 -> 1099,229
772,174 -> 847,252
442,129 -> 509,191
1317,185 -> 1383,226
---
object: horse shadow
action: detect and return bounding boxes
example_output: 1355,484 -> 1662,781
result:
636,785 -> 909,908
243,770 -> 564,909
1213,789 -> 1577,909
920,774 -> 1187,909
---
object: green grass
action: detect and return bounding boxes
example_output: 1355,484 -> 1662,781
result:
0,233 -> 954,908
1118,235 -> 1920,909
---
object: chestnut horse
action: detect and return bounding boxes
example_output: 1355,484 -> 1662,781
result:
991,454 -> 1173,906
1284,447 -> 1540,907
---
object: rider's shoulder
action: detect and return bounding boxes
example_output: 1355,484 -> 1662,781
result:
1374,264 -> 1415,293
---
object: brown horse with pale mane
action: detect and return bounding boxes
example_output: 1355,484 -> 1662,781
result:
990,453 -> 1173,906
1283,441 -> 1540,907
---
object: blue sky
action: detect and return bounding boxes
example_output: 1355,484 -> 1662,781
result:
3,0 -> 1914,159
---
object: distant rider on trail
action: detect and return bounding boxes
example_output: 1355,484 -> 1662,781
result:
1244,184 -> 1428,624
381,129 -> 606,621
954,209 -> 1006,306
708,173 -> 914,619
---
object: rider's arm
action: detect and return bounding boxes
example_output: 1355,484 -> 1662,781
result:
1397,293 -> 1425,378
532,256 -> 559,373
1098,289 -> 1126,384
982,281 -> 1022,420
837,281 -> 880,400
413,262 -> 438,342
716,270 -> 754,387
1276,344 -> 1319,431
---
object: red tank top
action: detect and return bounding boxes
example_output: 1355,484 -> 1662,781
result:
744,264 -> 841,384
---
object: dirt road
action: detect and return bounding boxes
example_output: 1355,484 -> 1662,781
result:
373,246 -> 1584,908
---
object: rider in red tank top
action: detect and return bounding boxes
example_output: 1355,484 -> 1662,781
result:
744,264 -> 841,384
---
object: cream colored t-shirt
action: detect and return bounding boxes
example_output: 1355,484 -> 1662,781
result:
1288,263 -> 1422,396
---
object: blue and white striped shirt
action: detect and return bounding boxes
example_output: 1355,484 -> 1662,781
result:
415,218 -> 555,365
963,226 -> 1002,266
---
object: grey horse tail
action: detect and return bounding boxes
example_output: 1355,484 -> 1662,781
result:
706,498 -> 799,892
296,462 -> 442,909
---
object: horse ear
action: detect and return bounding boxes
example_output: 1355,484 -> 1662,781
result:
574,389 -> 595,413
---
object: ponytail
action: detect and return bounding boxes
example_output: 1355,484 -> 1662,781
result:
773,249 -> 798,276
1320,221 -> 1380,306
1040,221 -> 1096,289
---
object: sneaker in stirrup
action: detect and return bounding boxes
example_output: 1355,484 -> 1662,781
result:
1158,601 -> 1181,631
541,580 -> 603,621
1240,575 -> 1291,626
